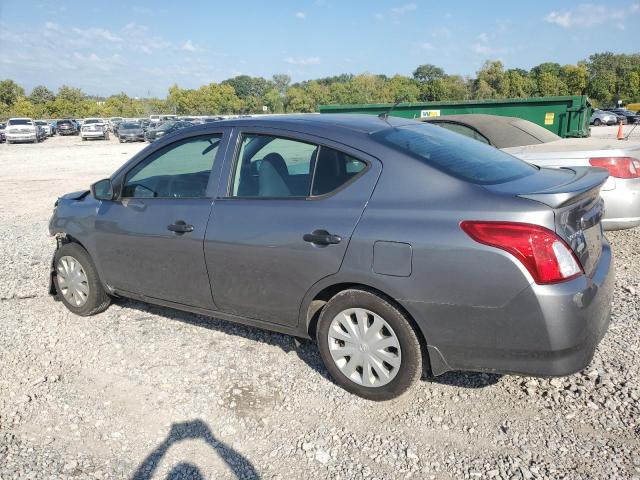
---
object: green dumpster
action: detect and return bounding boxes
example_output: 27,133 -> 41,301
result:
319,95 -> 592,138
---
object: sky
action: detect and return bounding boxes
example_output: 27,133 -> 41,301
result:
1,0 -> 639,98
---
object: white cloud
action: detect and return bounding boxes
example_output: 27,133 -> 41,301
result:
391,3 -> 417,14
295,11 -> 306,19
419,42 -> 434,50
374,13 -> 384,20
545,3 -> 636,29
182,40 -> 198,52
471,32 -> 511,56
72,26 -> 123,43
283,56 -> 320,66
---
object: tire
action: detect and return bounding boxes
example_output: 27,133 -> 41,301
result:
82,137 -> 87,141
593,118 -> 601,126
53,243 -> 111,316
316,289 -> 423,401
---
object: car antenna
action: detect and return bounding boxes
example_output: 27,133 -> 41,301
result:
378,97 -> 405,122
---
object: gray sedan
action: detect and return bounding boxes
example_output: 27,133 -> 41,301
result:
424,114 -> 640,230
117,122 -> 145,143
48,115 -> 613,400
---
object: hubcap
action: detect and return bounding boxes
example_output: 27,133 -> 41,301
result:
56,256 -> 89,307
327,308 -> 401,387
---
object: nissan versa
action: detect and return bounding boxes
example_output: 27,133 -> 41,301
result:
48,115 -> 614,400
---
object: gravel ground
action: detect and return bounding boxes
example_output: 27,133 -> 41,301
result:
590,123 -> 640,140
0,134 -> 639,480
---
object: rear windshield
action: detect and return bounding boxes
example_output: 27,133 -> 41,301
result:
121,123 -> 140,129
371,124 -> 537,185
509,119 -> 561,144
84,119 -> 101,124
8,119 -> 33,126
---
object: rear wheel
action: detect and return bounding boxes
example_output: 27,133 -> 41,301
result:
53,243 -> 111,316
316,289 -> 423,401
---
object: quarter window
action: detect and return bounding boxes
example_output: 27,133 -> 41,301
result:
122,135 -> 222,198
312,147 -> 366,196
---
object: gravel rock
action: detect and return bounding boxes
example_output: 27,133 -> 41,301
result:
1,135 -> 639,479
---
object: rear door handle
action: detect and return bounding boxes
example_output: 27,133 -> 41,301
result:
168,220 -> 194,234
303,229 -> 341,246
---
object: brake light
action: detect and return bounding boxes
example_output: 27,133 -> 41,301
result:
460,221 -> 582,284
589,157 -> 640,179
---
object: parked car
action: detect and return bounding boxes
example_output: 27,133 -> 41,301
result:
108,117 -> 124,134
35,120 -> 53,137
5,118 -> 40,143
607,108 -> 640,124
81,118 -> 109,141
0,123 -> 6,143
423,114 -> 640,230
144,120 -> 193,142
49,115 -> 613,400
590,109 -> 618,126
605,110 -> 628,124
56,119 -> 79,136
117,122 -> 145,143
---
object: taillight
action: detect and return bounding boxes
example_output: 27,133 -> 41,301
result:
460,221 -> 582,284
589,157 -> 640,179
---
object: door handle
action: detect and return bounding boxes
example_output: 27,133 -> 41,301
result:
167,220 -> 194,234
303,229 -> 341,246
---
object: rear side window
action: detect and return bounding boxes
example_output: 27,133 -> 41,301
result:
371,124 -> 536,185
231,134 -> 368,198
232,135 -> 317,197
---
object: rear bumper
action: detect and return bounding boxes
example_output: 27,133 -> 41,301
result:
81,131 -> 107,138
601,178 -> 640,230
408,243 -> 614,377
6,133 -> 37,142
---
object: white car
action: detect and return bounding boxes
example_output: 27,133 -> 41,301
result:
35,120 -> 53,137
5,118 -> 40,144
81,118 -> 109,141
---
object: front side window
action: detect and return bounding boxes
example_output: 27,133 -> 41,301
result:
122,135 -> 222,198
232,135 -> 317,197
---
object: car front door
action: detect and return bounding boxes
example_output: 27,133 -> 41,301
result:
94,132 -> 228,309
204,128 -> 382,327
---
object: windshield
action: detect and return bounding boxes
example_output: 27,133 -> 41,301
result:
121,123 -> 140,129
36,121 -> 47,125
84,119 -> 102,124
158,121 -> 176,131
8,119 -> 33,126
371,123 -> 537,185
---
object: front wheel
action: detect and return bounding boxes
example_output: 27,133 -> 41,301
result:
593,118 -> 601,126
53,243 -> 111,316
316,289 -> 423,401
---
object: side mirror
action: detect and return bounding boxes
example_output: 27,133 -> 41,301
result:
91,178 -> 114,201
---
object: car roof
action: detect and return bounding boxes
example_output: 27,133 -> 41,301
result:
422,113 -> 561,148
214,113 -> 415,135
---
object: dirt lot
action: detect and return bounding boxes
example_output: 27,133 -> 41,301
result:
0,134 -> 639,480
590,123 -> 640,140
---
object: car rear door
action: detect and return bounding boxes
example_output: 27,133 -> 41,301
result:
94,131 -> 229,309
204,127 -> 382,327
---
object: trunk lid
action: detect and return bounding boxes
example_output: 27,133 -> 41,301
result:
486,166 -> 608,276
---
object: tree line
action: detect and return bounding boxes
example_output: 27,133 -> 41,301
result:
1,52 -> 638,120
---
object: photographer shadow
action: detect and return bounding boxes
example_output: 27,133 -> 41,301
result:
131,419 -> 259,480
